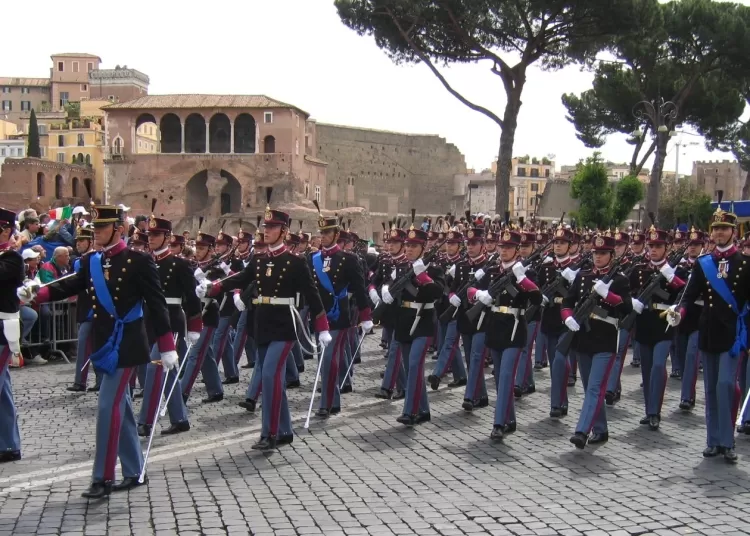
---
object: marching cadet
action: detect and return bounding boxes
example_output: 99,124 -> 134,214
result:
67,227 -> 101,393
629,227 -> 687,431
515,229 -> 540,398
309,213 -> 371,418
231,225 -> 255,370
371,231 -> 394,352
169,234 -> 186,258
180,232 -> 225,404
669,205 -> 749,463
470,228 -> 541,440
285,230 -> 308,381
380,222 -> 445,426
531,229 -> 551,371
561,233 -> 632,449
676,228 -> 705,412
137,214 -> 202,437
539,227 -> 575,418
22,203 -> 178,497
628,229 -> 647,368
211,231 -> 242,386
199,193 -> 332,450
129,230 -> 148,252
485,228 -> 499,260
428,227 -> 468,390
0,208 -> 24,464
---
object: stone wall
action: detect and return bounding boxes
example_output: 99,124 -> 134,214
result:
315,123 -> 466,217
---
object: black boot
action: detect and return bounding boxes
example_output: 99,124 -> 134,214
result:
490,426 -> 504,441
570,432 -> 588,450
503,421 -> 517,434
514,386 -> 523,400
428,374 -> 441,391
703,446 -> 722,458
724,448 -> 739,464
286,380 -> 301,389
161,422 -> 190,435
202,393 -> 224,404
81,481 -> 112,499
447,378 -> 467,388
375,389 -> 392,400
112,476 -> 147,492
0,450 -> 21,463
222,377 -> 240,385
679,399 -> 695,411
251,436 -> 277,451
462,399 -> 474,412
316,408 -> 330,419
416,412 -> 431,424
605,391 -> 616,406
396,414 -> 416,426
648,415 -> 660,431
66,384 -> 86,392
340,384 -> 353,394
88,384 -> 101,393
475,397 -> 489,408
137,424 -> 151,437
392,390 -> 406,400
238,399 -> 256,412
588,432 -> 609,445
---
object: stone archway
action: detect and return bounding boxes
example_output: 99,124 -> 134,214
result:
219,170 -> 241,214
185,168 -> 242,217
209,113 -> 231,154
135,113 -> 159,154
234,113 -> 256,153
186,170 -> 209,216
160,113 -> 181,153
185,113 -> 206,153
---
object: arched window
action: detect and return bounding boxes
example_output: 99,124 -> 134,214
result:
72,177 -> 80,197
263,135 -> 275,153
54,175 -> 63,199
113,136 -> 123,155
36,172 -> 45,197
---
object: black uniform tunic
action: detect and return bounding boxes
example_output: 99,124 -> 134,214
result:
0,248 -> 24,347
309,247 -> 368,331
392,263 -> 445,344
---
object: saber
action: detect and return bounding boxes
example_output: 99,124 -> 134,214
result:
737,384 -> 750,427
340,328 -> 365,390
138,363 -> 170,484
477,309 -> 486,331
160,341 -> 192,417
510,313 -> 519,342
304,340 -> 324,429
409,304 -> 425,336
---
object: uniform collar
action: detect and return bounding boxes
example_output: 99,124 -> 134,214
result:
554,255 -> 570,267
391,252 -> 408,264
103,240 -> 127,258
268,243 -> 287,257
468,253 -> 486,266
713,244 -> 737,259
593,266 -> 610,275
322,244 -> 340,257
153,246 -> 171,261
446,253 -> 461,263
649,258 -> 666,268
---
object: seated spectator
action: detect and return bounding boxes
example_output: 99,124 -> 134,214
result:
19,215 -> 40,246
39,246 -> 70,283
22,248 -> 41,281
19,248 -> 46,365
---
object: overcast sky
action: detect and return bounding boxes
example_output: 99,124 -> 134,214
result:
4,0 -> 739,175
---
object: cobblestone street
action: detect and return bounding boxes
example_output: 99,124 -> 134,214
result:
1,331 -> 749,536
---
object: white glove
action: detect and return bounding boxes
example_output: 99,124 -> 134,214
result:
511,261 -> 528,282
475,289 -> 493,306
632,298 -> 645,314
564,317 -> 580,332
381,285 -> 394,304
561,267 -> 578,284
233,293 -> 246,311
16,283 -> 38,304
195,280 -> 209,299
666,305 -> 682,327
319,330 -> 332,348
542,294 -> 550,306
369,288 -> 379,303
219,261 -> 231,275
447,264 -> 456,278
543,256 -> 554,264
187,331 -> 200,345
413,258 -> 427,276
473,268 -> 485,281
194,267 -> 207,282
160,350 -> 179,370
361,320 -> 374,333
391,267 -> 397,281
659,263 -> 676,283
449,294 -> 462,308
592,279 -> 611,299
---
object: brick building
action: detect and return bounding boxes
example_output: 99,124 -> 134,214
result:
691,159 -> 743,201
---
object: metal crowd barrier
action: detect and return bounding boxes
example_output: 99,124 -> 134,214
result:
20,299 -> 78,364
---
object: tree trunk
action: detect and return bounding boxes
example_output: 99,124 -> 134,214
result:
742,168 -> 750,200
495,83 -> 524,218
644,132 -> 669,228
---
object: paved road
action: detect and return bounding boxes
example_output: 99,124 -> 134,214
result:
1,332 -> 749,536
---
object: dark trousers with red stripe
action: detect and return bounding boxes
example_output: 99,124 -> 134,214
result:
139,344 -> 188,427
213,316 -> 238,380
493,347 -> 522,426
638,341 -> 671,416
0,346 -> 20,454
547,333 -> 569,410
73,321 -> 100,388
320,330 -> 346,410
431,320 -> 466,382
381,332 -> 405,393
575,351 -> 616,435
181,326 -> 216,400
92,367 -> 142,482
258,341 -> 295,439
606,328 -> 633,395
463,332 -> 488,402
680,330 -> 701,403
399,337 -> 431,416
515,321 -> 538,390
702,351 -> 742,449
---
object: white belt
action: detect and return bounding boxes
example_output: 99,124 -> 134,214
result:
252,296 -> 296,306
0,312 -> 19,321
553,297 -> 564,304
347,293 -> 353,299
651,303 -> 671,311
0,311 -> 20,354
590,313 -> 618,327
490,306 -> 525,315
200,298 -> 215,305
401,301 -> 434,310
165,297 -> 182,305
695,300 -> 704,306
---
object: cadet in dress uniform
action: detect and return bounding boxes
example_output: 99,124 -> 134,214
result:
485,228 -> 499,261
532,230 -> 551,370
200,201 -> 332,450
515,230 -> 540,398
284,231 -> 307,380
231,226 -> 255,369
629,227 -> 687,430
211,232 -> 242,385
310,215 -> 371,417
0,208 -> 24,464
670,206 -> 749,463
137,215 -> 203,437
25,204 -> 178,497
561,234 -> 632,449
380,225 -> 445,426
428,228 -> 468,390
470,229 -> 541,440
67,228 -> 102,393
169,234 -> 186,258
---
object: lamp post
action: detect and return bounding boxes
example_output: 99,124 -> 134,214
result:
631,97 -> 679,228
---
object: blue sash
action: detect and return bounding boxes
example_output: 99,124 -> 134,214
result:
88,252 -> 144,374
698,255 -> 748,358
312,252 -> 348,322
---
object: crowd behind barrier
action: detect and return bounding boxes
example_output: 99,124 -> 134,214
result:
18,299 -> 78,366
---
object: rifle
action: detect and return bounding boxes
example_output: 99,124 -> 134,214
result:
619,244 -> 688,332
524,252 -> 592,322
464,236 -> 555,324
438,255 -> 500,323
556,256 -> 627,357
371,238 -> 448,324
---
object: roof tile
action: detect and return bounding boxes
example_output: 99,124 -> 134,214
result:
103,94 -> 308,116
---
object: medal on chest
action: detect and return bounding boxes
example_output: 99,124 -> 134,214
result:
323,256 -> 331,273
103,257 -> 112,281
718,259 -> 729,279
265,261 -> 274,278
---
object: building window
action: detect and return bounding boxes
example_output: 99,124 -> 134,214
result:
21,101 -> 31,111
60,92 -> 69,107
1,87 -> 10,93
81,84 -> 88,91
517,167 -> 526,177
57,61 -> 64,72
58,134 -> 65,147
530,168 -> 539,178
531,183 -> 539,192
57,152 -> 65,163
73,61 -> 79,73
296,114 -> 299,127
0,149 -> 4,156
264,112 -> 273,124
17,147 -> 23,157
41,147 -> 46,157
1,101 -> 10,111
77,134 -> 84,147
87,62 -> 94,72
314,185 -> 321,204
545,169 -> 550,178
38,124 -> 47,135
21,87 -> 29,94
295,139 -> 299,155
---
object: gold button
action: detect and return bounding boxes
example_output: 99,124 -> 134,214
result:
90,287 -> 95,292
92,304 -> 96,309
122,268 -> 126,272
115,297 -> 118,301
118,278 -> 122,282
127,259 -> 132,263
93,314 -> 98,318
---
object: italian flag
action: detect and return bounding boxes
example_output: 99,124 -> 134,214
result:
49,206 -> 72,220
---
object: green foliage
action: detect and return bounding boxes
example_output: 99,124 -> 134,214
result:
65,102 -> 80,120
570,153 -> 643,228
27,109 -> 41,158
658,179 -> 713,229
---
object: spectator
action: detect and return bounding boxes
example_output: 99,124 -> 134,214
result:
420,217 -> 430,232
22,249 -> 41,281
19,249 -> 46,365
39,246 -> 70,283
19,215 -> 40,245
